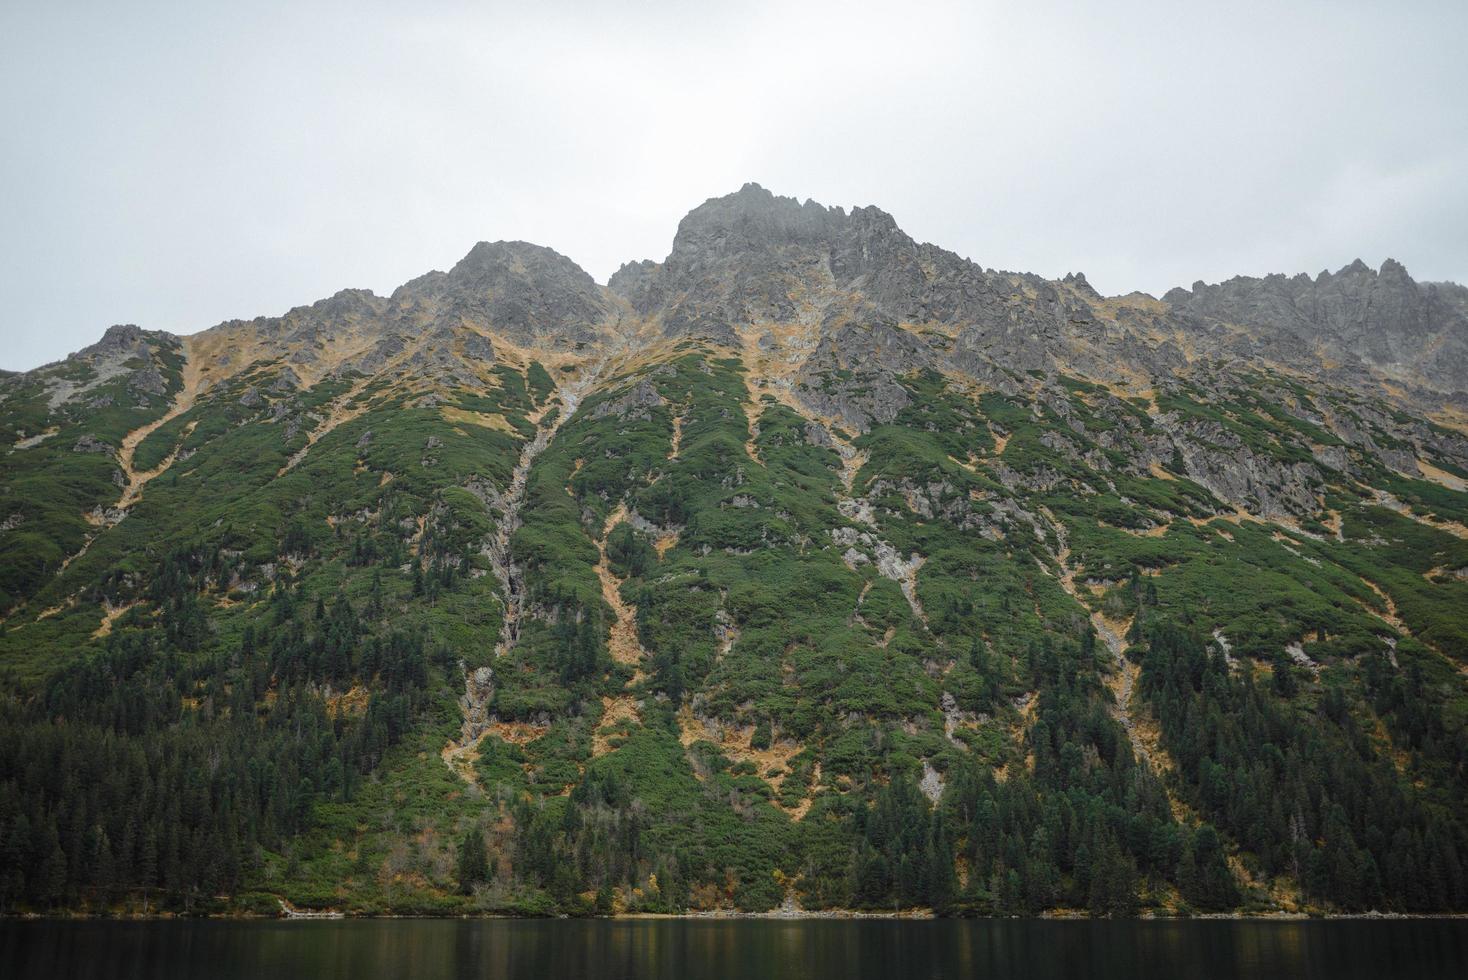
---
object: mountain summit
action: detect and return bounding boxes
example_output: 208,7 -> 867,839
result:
2,185 -> 1466,919
28,183 -> 1464,412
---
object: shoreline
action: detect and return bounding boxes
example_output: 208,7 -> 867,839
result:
6,908 -> 1467,923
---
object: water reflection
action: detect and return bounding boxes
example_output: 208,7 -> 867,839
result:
4,918 -> 1466,980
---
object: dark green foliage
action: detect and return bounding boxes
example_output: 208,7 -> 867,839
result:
457,826 -> 489,894
2,341 -> 1466,918
526,361 -> 555,406
605,523 -> 653,579
1137,620 -> 1467,912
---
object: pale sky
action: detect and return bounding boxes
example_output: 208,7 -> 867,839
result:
2,0 -> 1465,371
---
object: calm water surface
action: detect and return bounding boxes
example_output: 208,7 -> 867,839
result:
3,918 -> 1466,979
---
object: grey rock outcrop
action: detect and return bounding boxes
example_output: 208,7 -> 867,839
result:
1164,259 -> 1468,397
395,240 -> 611,347
72,434 -> 112,454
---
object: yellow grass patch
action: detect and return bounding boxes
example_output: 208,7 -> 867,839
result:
92,601 -> 137,639
593,694 -> 642,757
676,706 -> 806,803
1417,459 -> 1467,492
596,504 -> 647,667
742,399 -> 762,463
654,530 -> 680,558
668,413 -> 684,460
326,685 -> 371,719
487,720 -> 550,745
440,407 -> 516,434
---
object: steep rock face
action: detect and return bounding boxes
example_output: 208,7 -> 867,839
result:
611,183 -> 853,344
12,184 -> 1468,478
1165,259 -> 1468,396
73,323 -> 169,363
612,183 -> 1125,425
610,185 -> 1466,419
612,183 -> 1017,341
793,317 -> 928,429
1154,409 -> 1327,519
395,240 -> 611,347
606,258 -> 659,312
609,187 -> 1198,418
28,183 -> 1462,430
220,288 -> 391,380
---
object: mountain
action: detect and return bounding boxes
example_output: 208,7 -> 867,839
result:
1,184 -> 1466,918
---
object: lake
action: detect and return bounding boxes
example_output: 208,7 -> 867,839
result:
3,918 -> 1466,979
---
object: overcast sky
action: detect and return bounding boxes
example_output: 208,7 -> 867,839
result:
2,0 -> 1465,371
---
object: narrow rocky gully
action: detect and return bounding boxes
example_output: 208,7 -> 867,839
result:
442,367 -> 599,784
1044,527 -> 1150,771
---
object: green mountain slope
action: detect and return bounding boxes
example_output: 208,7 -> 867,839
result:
1,186 -> 1466,917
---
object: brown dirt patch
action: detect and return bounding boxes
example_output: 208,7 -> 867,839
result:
593,694 -> 642,757
676,706 -> 806,802
92,601 -> 137,639
597,504 -> 647,667
326,685 -> 371,719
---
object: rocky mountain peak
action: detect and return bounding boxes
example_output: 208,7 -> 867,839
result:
670,183 -> 904,257
669,182 -> 851,255
618,184 -> 960,346
388,240 -> 610,347
446,240 -> 597,287
1164,256 -> 1468,395
1379,257 -> 1410,279
79,324 -> 163,360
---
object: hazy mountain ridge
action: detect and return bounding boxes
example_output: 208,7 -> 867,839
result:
17,183 -> 1466,412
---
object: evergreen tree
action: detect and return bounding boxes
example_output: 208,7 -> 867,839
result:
458,827 -> 489,894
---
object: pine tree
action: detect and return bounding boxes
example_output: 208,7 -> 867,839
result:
458,827 -> 489,894
750,719 -> 773,751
